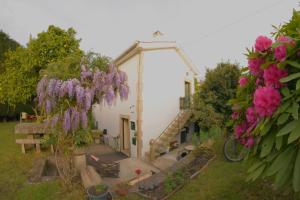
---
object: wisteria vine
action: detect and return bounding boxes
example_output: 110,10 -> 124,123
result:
37,64 -> 129,134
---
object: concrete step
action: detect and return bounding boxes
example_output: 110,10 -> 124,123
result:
80,165 -> 102,189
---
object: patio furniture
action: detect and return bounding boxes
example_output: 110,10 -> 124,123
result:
15,122 -> 54,154
16,138 -> 41,153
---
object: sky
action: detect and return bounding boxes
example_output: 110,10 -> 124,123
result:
0,0 -> 299,78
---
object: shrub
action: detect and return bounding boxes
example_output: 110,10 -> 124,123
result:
230,9 -> 300,194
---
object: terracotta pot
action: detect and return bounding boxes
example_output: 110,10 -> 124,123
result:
73,147 -> 87,172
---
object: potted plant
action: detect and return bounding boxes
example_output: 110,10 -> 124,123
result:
87,184 -> 109,200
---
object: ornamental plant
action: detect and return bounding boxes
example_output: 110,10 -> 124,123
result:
37,62 -> 129,186
230,10 -> 300,194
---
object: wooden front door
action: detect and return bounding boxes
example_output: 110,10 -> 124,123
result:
121,117 -> 130,156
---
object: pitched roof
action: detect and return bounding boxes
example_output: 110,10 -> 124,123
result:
114,41 -> 199,75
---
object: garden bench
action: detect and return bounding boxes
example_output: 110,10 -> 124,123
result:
15,122 -> 54,154
16,138 -> 41,154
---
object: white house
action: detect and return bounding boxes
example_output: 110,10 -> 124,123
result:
93,35 -> 199,161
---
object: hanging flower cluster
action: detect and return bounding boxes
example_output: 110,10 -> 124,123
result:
37,63 -> 129,134
232,34 -> 296,148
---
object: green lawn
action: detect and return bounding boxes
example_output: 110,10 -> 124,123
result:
169,138 -> 293,200
0,122 -> 84,200
0,122 -> 293,200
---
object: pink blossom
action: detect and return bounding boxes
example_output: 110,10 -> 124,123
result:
245,137 -> 255,148
234,122 -> 248,139
239,77 -> 248,87
274,45 -> 287,62
253,86 -> 281,117
263,64 -> 288,88
248,58 -> 264,76
277,35 -> 295,46
255,78 -> 262,86
231,112 -> 239,120
246,107 -> 257,124
255,35 -> 272,52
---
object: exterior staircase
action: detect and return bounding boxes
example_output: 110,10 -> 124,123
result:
147,109 -> 192,161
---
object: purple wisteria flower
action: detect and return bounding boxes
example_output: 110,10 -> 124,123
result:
66,80 -> 75,98
59,81 -> 68,98
75,85 -> 85,105
63,109 -> 71,133
45,99 -> 52,114
70,107 -> 80,131
47,79 -> 57,97
105,86 -> 115,105
54,80 -> 62,97
80,111 -> 88,128
51,114 -> 60,127
84,89 -> 92,111
36,63 -> 129,135
119,84 -> 129,100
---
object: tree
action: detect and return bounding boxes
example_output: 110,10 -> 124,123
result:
0,25 -> 82,106
0,30 -> 20,72
193,62 -> 240,130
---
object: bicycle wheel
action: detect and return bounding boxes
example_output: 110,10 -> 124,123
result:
223,136 -> 246,162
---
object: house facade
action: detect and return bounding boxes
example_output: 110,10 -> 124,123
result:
93,39 -> 199,160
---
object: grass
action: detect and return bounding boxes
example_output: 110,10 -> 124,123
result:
169,138 -> 292,200
0,122 -> 84,200
0,122 -> 293,200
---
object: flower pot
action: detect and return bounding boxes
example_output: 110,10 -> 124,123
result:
87,185 -> 110,200
73,147 -> 87,172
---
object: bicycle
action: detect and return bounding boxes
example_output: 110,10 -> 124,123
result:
223,134 -> 248,162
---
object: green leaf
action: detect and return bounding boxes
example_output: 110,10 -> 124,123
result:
288,125 -> 300,144
287,60 -> 300,69
277,120 -> 298,136
293,148 -> 300,192
277,113 -> 290,125
280,72 -> 300,83
296,79 -> 300,90
277,101 -> 291,113
260,133 -> 275,158
281,88 -> 290,97
261,119 -> 272,136
275,163 -> 292,188
248,162 -> 264,173
266,146 -> 296,176
292,102 -> 299,120
247,164 -> 266,181
275,136 -> 283,150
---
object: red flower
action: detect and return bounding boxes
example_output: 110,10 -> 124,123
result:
135,169 -> 142,175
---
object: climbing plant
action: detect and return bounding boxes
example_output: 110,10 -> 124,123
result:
37,62 -> 129,186
230,9 -> 300,194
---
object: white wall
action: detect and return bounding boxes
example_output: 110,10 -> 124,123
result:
142,49 -> 196,156
92,54 -> 139,157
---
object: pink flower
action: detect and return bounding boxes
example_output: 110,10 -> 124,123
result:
274,45 -> 287,62
248,58 -> 264,76
253,86 -> 281,117
263,64 -> 288,88
277,35 -> 295,46
234,122 -> 248,139
255,78 -> 262,86
246,107 -> 257,124
255,35 -> 272,52
231,112 -> 239,120
245,137 -> 255,148
239,77 -> 248,87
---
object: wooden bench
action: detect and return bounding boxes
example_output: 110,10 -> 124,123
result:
16,139 -> 42,154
